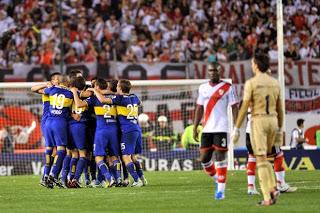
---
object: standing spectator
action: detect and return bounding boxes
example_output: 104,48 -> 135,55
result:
153,115 -> 178,151
138,113 -> 155,151
290,119 -> 308,149
292,9 -> 306,31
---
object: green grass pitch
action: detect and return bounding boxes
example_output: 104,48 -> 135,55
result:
0,171 -> 319,213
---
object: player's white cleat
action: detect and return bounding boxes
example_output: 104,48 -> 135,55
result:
277,183 -> 297,193
131,180 -> 143,187
248,187 -> 260,195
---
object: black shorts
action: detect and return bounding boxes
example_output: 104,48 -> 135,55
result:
200,132 -> 228,152
246,133 -> 282,157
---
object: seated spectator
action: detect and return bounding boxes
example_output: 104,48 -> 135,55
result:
181,123 -> 203,150
153,115 -> 178,151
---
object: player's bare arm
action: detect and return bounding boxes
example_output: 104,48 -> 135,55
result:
80,89 -> 93,98
71,87 -> 88,108
231,103 -> 239,125
31,83 -> 50,94
88,88 -> 112,104
193,104 -> 204,142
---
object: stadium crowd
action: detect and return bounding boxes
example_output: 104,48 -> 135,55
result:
0,0 -> 319,69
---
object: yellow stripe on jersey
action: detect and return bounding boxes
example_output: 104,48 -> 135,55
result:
117,105 -> 138,117
49,96 -> 73,108
42,94 -> 50,102
94,106 -> 117,117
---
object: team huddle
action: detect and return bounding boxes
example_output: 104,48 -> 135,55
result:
32,70 -> 147,188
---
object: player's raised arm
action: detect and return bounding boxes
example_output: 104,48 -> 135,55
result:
31,83 -> 50,94
88,87 -> 112,104
71,87 -> 88,108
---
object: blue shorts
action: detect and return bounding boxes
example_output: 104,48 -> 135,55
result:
94,126 -> 120,157
46,117 -> 68,147
41,117 -> 53,147
121,130 -> 142,155
69,122 -> 87,150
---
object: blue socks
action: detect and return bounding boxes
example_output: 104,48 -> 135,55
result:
69,157 -> 78,180
74,157 -> 87,181
97,160 -> 112,182
61,154 -> 71,182
43,149 -> 53,177
50,149 -> 66,179
134,160 -> 144,179
126,162 -> 139,182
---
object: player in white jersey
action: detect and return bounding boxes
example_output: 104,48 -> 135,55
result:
193,62 -> 239,200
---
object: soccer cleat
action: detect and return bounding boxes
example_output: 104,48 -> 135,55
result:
93,180 -> 106,188
49,176 -> 66,188
270,189 -> 280,204
214,191 -> 225,200
277,183 -> 297,193
107,178 -> 116,188
257,200 -> 274,206
115,178 -> 123,187
71,179 -> 82,188
85,180 -> 93,188
131,180 -> 143,187
40,176 -> 53,189
39,177 -> 46,187
247,187 -> 260,195
122,179 -> 130,187
141,177 -> 148,186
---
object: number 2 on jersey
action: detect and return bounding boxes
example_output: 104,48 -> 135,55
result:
103,105 -> 111,118
127,104 -> 138,119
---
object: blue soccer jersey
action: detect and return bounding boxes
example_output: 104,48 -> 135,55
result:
44,86 -> 73,119
41,94 -> 51,147
112,94 -> 142,155
112,94 -> 141,133
68,98 -> 90,150
44,86 -> 73,147
86,94 -> 119,157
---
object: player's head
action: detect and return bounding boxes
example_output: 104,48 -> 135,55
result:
157,115 -> 168,128
91,76 -> 98,88
94,78 -> 108,91
108,79 -> 118,93
252,52 -> 270,74
68,69 -> 83,78
49,72 -> 61,86
59,75 -> 71,87
207,62 -> 222,83
117,79 -> 132,94
70,76 -> 86,90
297,119 -> 305,128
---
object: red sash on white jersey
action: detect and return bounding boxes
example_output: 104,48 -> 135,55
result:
204,82 -> 231,126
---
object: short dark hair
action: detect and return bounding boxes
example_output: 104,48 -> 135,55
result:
297,119 -> 305,126
68,69 -> 83,78
207,62 -> 222,71
253,52 -> 270,73
70,76 -> 86,90
49,72 -> 61,81
60,75 -> 70,87
95,78 -> 107,90
118,79 -> 132,93
109,79 -> 118,93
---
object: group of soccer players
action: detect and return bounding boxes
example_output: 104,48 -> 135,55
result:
31,70 -> 147,189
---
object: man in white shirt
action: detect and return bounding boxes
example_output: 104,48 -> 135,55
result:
193,62 -> 239,200
290,119 -> 307,149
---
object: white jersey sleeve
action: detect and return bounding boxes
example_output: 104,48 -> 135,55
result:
196,84 -> 205,105
227,85 -> 239,106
